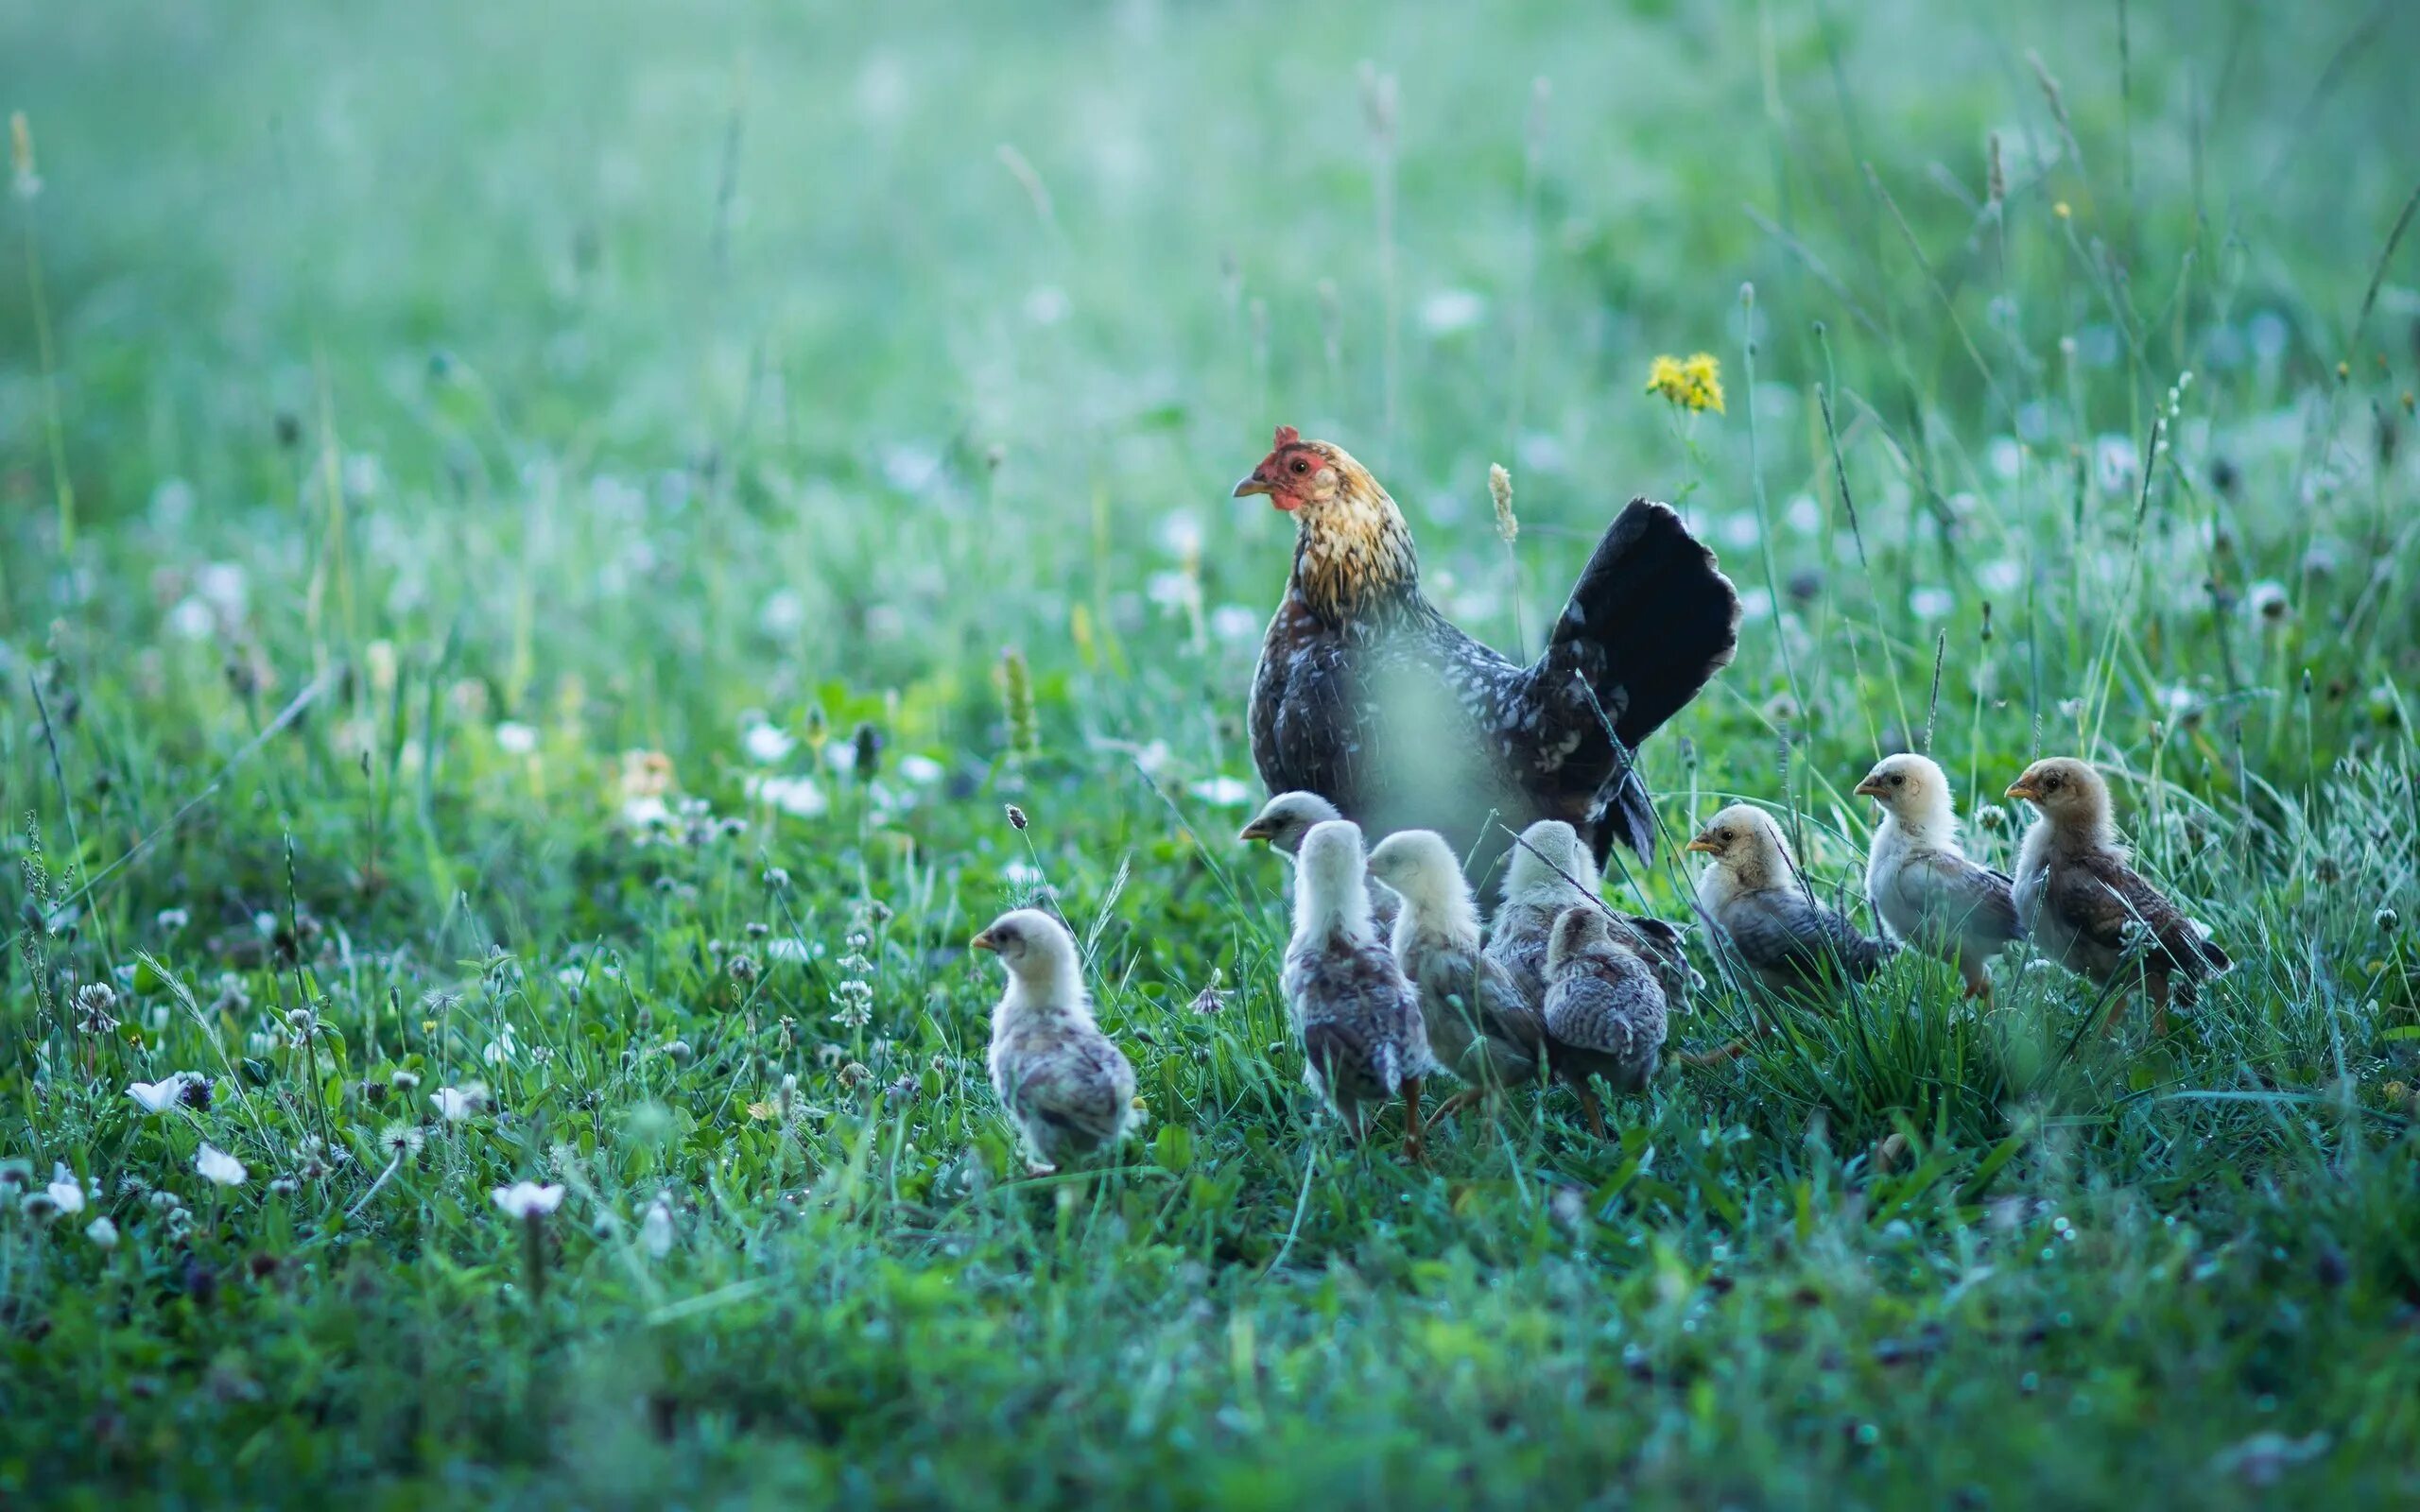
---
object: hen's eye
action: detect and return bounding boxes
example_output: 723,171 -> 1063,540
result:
1289,457 -> 1308,474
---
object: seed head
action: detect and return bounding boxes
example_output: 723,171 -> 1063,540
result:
999,648 -> 1038,759
9,112 -> 38,199
1488,464 -> 1517,545
1005,803 -> 1028,831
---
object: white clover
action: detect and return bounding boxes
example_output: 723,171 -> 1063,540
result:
493,1181 -> 566,1219
196,1143 -> 248,1187
896,753 -> 945,785
743,722 -> 795,764
493,721 -> 539,755
86,1215 -> 119,1249
746,774 -> 827,818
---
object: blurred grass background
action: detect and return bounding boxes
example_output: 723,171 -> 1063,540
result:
4,0 -> 2419,1503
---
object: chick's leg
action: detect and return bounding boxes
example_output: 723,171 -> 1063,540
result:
1576,1080 -> 1609,1141
1428,1086 -> 1491,1125
1401,1077 -> 1426,1164
2148,972 -> 2172,1037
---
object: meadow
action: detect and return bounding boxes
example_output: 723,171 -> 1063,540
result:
3,0 -> 2418,1503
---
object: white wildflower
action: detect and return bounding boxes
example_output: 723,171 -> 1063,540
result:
493,1181 -> 566,1219
196,1143 -> 248,1187
743,722 -> 795,764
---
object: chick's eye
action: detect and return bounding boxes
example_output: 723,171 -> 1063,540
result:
1889,774 -> 1904,786
2043,778 -> 2061,791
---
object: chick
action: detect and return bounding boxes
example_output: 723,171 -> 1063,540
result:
2006,758 -> 2230,1032
1541,905 -> 1669,1138
1856,753 -> 2022,999
1487,819 -> 1697,1008
1689,804 -> 1897,997
1241,790 -> 1401,936
971,909 -> 1137,1172
1281,819 -> 1442,1158
1365,829 -> 1545,1121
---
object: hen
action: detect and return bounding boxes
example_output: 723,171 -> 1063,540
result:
971,909 -> 1138,1171
2006,758 -> 2229,1033
1857,753 -> 2022,999
1236,428 -> 1739,867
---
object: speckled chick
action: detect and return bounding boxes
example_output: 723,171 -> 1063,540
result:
1487,819 -> 1698,1008
1689,804 -> 1897,997
1240,790 -> 1401,937
1281,819 -> 1442,1158
972,909 -> 1137,1172
2007,758 -> 2230,1033
1365,829 -> 1545,1118
1857,753 -> 2021,998
1541,905 -> 1669,1138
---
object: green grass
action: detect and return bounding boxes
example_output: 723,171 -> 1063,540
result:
4,0 -> 2419,1503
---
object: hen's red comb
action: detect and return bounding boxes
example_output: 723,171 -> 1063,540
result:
1272,424 -> 1301,448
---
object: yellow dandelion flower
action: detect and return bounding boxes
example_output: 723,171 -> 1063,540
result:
1681,352 -> 1725,414
746,1099 -> 777,1123
1646,352 -> 1726,415
2053,200 -> 2072,220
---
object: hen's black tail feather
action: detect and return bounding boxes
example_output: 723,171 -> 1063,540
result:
1550,499 -> 1742,747
1554,500 -> 1741,863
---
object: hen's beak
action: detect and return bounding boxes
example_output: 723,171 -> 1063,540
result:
1237,819 -> 1274,844
1853,777 -> 1888,799
1232,472 -> 1274,498
969,929 -> 1000,954
2004,782 -> 2040,802
1685,836 -> 1720,855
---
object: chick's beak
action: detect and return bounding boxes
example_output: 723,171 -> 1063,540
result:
2003,782 -> 2039,801
1237,820 -> 1273,844
1854,777 -> 1887,799
969,929 -> 1000,954
1685,836 -> 1720,855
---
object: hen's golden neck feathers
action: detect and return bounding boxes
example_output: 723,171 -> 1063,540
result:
1289,450 -> 1420,622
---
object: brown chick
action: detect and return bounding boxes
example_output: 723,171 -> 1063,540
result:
1541,906 -> 1669,1139
1486,819 -> 1698,1008
1239,789 -> 1401,937
1857,753 -> 2022,999
971,909 -> 1138,1172
1365,829 -> 1546,1124
1689,804 -> 1898,998
2006,759 -> 2230,1033
1280,819 -> 1443,1159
